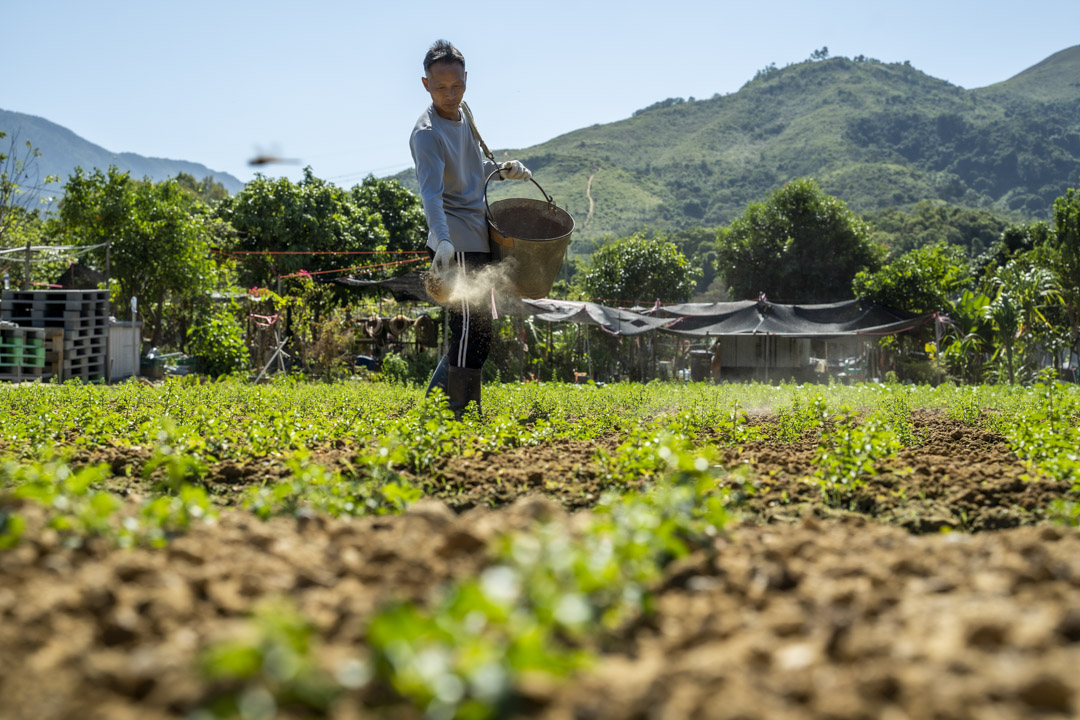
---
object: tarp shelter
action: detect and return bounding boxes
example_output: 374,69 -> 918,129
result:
646,299 -> 932,339
330,276 -> 931,341
331,272 -> 931,339
499,297 -> 930,339
512,298 -> 679,336
332,271 -> 429,302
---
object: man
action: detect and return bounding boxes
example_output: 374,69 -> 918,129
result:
410,39 -> 531,417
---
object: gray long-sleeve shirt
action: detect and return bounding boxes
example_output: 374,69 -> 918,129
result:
410,104 -> 498,253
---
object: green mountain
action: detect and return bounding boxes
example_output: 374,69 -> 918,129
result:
0,108 -> 245,201
394,46 -> 1080,244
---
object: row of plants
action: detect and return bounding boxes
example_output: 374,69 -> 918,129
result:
3,377 -> 1079,475
3,379 -> 1079,550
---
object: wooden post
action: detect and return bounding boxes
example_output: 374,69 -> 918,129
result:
105,241 -> 112,384
547,322 -> 552,381
586,324 -> 592,380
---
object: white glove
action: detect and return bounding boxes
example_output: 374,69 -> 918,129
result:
500,160 -> 531,181
432,239 -> 454,275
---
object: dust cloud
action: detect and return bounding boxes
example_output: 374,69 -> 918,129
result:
423,257 -> 521,308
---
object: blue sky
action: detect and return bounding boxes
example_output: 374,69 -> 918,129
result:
4,0 -> 1078,187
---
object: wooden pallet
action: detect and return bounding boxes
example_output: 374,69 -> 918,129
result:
0,291 -> 110,381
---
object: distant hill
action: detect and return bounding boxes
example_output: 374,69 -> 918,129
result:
393,46 -> 1080,244
0,108 -> 245,202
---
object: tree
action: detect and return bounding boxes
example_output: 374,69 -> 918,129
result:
173,173 -> 230,206
348,175 -> 426,253
580,231 -> 700,305
974,220 -> 1052,279
57,167 -> 223,346
852,243 -> 972,314
665,225 -> 721,297
216,167 -> 390,290
0,130 -> 58,249
863,201 -> 1009,259
1048,179 -> 1080,365
717,179 -> 882,303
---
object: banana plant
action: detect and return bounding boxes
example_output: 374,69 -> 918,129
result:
983,260 -> 1062,384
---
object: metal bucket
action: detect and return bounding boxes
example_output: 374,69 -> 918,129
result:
485,171 -> 575,299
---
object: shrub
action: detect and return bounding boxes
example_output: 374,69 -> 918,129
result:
188,308 -> 250,377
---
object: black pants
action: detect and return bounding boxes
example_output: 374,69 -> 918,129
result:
432,249 -> 493,369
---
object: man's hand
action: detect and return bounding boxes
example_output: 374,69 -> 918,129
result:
500,160 -> 531,181
432,239 -> 454,275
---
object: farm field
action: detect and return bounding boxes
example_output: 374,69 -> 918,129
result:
2,379 -> 1079,720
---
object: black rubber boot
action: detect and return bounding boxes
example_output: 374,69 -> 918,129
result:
425,354 -> 449,397
447,366 -> 482,419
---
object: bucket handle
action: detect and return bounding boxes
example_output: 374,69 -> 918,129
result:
483,169 -> 555,221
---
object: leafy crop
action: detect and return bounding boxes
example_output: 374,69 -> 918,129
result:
871,389 -> 920,447
366,439 -> 730,718
195,599 -> 354,720
774,393 -> 828,441
1,450 -> 216,548
810,408 -> 901,507
246,450 -> 421,520
995,378 -> 1080,487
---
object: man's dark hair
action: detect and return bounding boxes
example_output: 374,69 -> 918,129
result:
423,40 -> 465,73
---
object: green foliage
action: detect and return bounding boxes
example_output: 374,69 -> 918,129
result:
871,390 -> 920,447
173,172 -> 230,205
774,394 -> 828,441
0,207 -> 68,288
853,242 -> 973,314
996,378 -> 1080,488
976,220 -> 1053,275
7,454 -> 120,546
1049,500 -> 1080,526
378,352 -> 412,384
945,387 -> 983,426
136,484 -> 216,548
1048,178 -> 1080,360
245,451 -> 420,520
142,420 -> 211,493
663,225 -> 722,297
862,201 -> 1010,259
56,166 -> 226,345
367,443 -> 730,719
0,507 -> 25,549
196,599 -> 347,719
938,289 -> 993,383
982,257 -> 1062,384
2,447 -> 216,549
216,167 -> 391,290
580,231 -> 700,304
348,175 -> 427,252
187,307 -> 250,377
811,409 -> 901,507
717,178 -> 883,302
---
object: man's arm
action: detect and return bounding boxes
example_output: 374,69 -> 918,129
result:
410,130 -> 451,246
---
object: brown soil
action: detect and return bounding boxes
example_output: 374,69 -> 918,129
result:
2,410 -> 1079,719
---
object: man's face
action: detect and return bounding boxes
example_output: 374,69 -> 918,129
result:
422,60 -> 466,120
